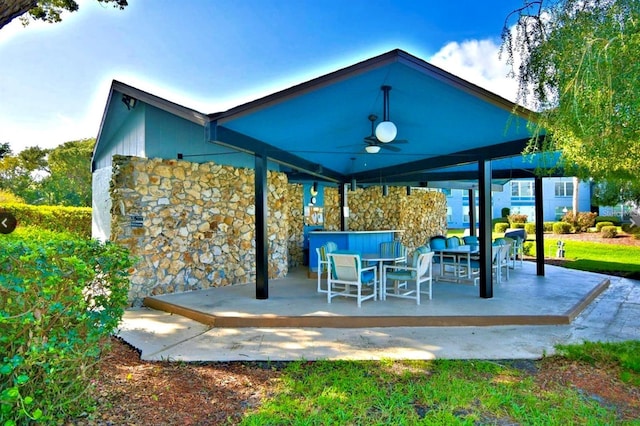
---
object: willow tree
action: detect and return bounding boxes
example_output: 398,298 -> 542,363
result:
502,0 -> 640,182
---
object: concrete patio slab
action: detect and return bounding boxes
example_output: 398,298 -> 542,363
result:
116,264 -> 639,361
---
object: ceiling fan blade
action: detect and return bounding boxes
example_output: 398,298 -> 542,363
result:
364,135 -> 378,143
389,139 -> 408,144
380,144 -> 401,152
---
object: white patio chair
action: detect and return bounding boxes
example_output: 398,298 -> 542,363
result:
327,252 -> 377,307
468,247 -> 501,286
496,243 -> 511,283
383,250 -> 434,304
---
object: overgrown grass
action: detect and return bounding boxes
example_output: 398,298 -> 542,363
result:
556,340 -> 640,386
241,347 -> 637,425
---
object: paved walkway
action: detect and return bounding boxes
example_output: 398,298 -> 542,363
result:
117,266 -> 639,361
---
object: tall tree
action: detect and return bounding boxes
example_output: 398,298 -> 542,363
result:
0,0 -> 128,30
40,138 -> 94,206
593,179 -> 640,207
502,0 -> 640,181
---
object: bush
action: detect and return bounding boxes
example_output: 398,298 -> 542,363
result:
501,207 -> 510,218
510,223 -> 526,229
621,224 -> 640,234
595,215 -> 621,226
0,230 -> 134,424
492,217 -> 509,226
0,190 -> 25,204
562,211 -> 597,233
596,221 -> 614,232
543,222 -> 556,232
522,241 -> 534,256
553,222 -> 572,234
494,222 -> 510,233
601,225 -> 618,238
0,203 -> 91,238
524,223 -> 536,235
508,213 -> 528,224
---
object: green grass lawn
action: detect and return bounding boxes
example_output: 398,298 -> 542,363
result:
241,341 -> 640,425
532,238 -> 640,278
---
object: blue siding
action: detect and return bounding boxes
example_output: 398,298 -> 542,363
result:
94,104 -> 146,169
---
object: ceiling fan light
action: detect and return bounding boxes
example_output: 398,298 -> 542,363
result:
365,145 -> 381,153
375,120 -> 397,143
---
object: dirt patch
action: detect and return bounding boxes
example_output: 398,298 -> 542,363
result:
71,337 -> 640,425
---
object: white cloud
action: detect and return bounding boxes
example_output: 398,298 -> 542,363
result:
429,38 -> 519,104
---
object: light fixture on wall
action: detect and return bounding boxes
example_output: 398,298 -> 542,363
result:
310,182 -> 318,205
375,85 -> 397,143
406,186 -> 412,196
365,145 -> 381,154
382,185 -> 389,197
122,94 -> 137,110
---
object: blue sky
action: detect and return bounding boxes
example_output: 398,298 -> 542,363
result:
0,0 -> 523,153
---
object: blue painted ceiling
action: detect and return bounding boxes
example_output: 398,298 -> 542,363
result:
211,49 -> 538,185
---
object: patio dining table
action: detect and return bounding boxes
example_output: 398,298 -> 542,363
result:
362,252 -> 406,300
433,244 -> 479,281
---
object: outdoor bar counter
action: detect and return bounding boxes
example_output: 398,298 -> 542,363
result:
308,230 -> 404,273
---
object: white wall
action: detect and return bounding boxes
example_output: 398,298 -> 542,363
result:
92,166 -> 113,241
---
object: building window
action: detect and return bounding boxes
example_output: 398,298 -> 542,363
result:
446,206 -> 453,222
555,181 -> 574,197
441,188 -> 452,197
511,181 -> 534,198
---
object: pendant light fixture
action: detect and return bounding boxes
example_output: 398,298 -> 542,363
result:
375,85 -> 397,143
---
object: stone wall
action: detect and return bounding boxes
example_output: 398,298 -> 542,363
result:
287,183 -> 304,267
110,156 -> 289,306
323,187 -> 342,231
345,186 -> 447,251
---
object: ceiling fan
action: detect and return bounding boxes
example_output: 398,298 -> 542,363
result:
363,113 -> 407,153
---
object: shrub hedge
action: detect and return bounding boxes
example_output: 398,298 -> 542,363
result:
0,228 -> 134,424
596,221 -> 615,232
507,213 -> 528,224
524,223 -> 535,235
621,224 -> 640,234
601,225 -> 618,238
562,211 -> 597,233
595,215 -> 621,226
0,203 -> 91,238
494,222 -> 510,233
543,222 -> 556,232
492,217 -> 509,226
553,222 -> 572,234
